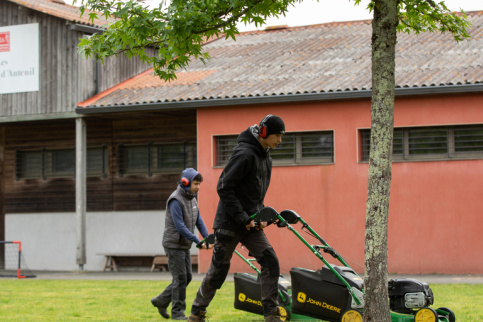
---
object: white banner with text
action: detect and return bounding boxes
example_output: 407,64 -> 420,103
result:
0,23 -> 40,94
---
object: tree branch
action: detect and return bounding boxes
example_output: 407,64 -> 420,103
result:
193,0 -> 271,34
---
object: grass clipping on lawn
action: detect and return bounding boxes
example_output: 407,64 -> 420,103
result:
0,280 -> 482,320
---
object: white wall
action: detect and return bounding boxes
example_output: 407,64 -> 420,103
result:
5,211 -> 199,271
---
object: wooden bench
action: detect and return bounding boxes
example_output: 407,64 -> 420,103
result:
150,255 -> 168,272
151,254 -> 198,272
97,253 -> 198,272
97,253 -> 165,272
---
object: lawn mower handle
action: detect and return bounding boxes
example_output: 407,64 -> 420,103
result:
196,233 -> 215,248
247,207 -> 279,228
234,249 -> 261,274
275,210 -> 363,306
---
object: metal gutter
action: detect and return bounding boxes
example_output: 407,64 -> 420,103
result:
70,23 -> 104,35
75,83 -> 483,115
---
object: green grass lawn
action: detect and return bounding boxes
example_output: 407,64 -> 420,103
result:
0,279 -> 481,321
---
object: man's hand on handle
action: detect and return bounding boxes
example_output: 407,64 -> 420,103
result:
245,220 -> 267,230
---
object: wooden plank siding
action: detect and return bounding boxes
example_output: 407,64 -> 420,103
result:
110,112 -> 197,211
3,111 -> 197,213
0,0 -> 154,119
0,0 -> 193,221
0,127 -> 5,243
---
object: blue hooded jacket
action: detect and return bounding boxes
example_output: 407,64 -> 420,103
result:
166,168 -> 209,245
180,168 -> 199,193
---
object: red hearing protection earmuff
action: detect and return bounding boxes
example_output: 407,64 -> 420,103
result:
258,114 -> 273,139
181,177 -> 190,186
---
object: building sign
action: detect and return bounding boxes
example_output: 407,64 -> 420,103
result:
0,23 -> 39,94
0,31 -> 10,52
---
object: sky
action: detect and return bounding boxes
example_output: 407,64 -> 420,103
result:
232,0 -> 483,31
69,0 -> 483,32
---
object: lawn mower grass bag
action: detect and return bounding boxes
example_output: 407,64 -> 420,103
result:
234,272 -> 291,318
290,265 -> 363,322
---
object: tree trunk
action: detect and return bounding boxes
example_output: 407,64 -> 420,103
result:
363,0 -> 398,321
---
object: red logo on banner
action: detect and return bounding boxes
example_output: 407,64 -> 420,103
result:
0,31 -> 10,52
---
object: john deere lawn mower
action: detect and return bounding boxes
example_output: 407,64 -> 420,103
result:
241,207 -> 456,322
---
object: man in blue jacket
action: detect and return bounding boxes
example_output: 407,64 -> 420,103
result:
151,168 -> 211,320
189,115 -> 286,322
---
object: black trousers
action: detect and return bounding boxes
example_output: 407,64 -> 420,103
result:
154,248 -> 192,318
191,228 -> 280,317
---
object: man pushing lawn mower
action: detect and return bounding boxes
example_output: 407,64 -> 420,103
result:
188,115 -> 286,322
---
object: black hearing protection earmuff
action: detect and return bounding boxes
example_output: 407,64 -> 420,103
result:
181,177 -> 190,186
258,114 -> 273,139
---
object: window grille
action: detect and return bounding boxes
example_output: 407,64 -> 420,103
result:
117,142 -> 196,176
47,149 -> 75,177
454,125 -> 483,153
87,146 -> 109,177
407,127 -> 447,155
216,135 -> 238,166
16,149 -> 44,180
360,124 -> 483,162
15,147 -> 108,180
215,131 -> 334,166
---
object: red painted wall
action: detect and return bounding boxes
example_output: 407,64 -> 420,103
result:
196,93 -> 483,275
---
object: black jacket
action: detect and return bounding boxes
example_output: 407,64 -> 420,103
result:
213,126 -> 272,232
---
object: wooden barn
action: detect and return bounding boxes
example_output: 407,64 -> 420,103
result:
2,0 -> 483,274
0,0 -> 195,271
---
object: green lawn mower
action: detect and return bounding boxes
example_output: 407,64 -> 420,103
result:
237,207 -> 456,322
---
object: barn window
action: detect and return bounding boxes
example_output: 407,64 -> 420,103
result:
87,146 -> 109,177
117,142 -> 196,176
16,149 -> 44,179
359,124 -> 483,162
15,147 -> 109,180
214,131 -> 334,166
46,149 -> 75,177
215,135 -> 238,166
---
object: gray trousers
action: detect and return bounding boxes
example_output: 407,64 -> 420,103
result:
191,228 -> 280,317
153,248 -> 192,318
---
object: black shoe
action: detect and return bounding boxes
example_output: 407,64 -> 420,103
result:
150,298 -> 170,319
172,316 -> 188,320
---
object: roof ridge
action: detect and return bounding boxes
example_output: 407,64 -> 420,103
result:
238,9 -> 483,36
238,18 -> 373,36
